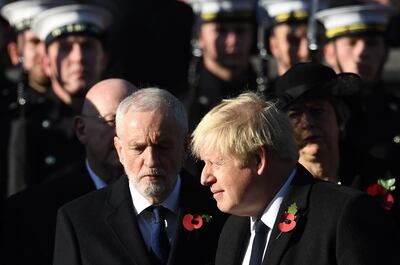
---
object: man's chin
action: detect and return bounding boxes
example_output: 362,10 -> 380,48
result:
300,143 -> 323,156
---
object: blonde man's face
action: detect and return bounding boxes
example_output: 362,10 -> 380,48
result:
199,149 -> 261,216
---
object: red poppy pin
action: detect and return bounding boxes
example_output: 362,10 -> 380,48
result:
276,202 -> 298,239
182,214 -> 212,231
367,178 -> 396,210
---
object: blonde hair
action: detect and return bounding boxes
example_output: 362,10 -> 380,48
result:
191,92 -> 298,166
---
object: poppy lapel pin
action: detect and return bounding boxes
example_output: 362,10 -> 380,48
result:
276,202 -> 299,239
182,213 -> 213,231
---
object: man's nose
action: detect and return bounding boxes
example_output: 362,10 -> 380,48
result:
200,165 -> 216,187
70,43 -> 84,61
144,147 -> 160,168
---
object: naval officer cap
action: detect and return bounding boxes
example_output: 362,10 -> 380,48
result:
1,0 -> 69,33
258,0 -> 326,26
190,0 -> 257,23
316,3 -> 394,40
31,4 -> 112,45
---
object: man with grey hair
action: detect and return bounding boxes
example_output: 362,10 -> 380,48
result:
191,91 -> 400,265
52,87 -> 227,265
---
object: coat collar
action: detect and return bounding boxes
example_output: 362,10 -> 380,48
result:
106,176 -> 153,265
263,163 -> 315,265
104,171 -> 218,265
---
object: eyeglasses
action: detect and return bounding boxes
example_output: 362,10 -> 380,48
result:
81,114 -> 116,127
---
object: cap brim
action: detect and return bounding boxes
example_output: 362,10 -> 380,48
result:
277,72 -> 360,110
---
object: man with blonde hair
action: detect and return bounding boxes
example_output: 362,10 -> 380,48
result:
191,91 -> 400,265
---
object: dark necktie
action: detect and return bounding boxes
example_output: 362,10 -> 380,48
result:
150,205 -> 170,264
249,219 -> 269,265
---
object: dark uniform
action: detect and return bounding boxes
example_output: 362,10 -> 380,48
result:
316,3 -> 400,225
339,84 -> 400,224
7,87 -> 84,195
0,68 -> 17,219
184,0 -> 258,175
1,164 -> 95,265
186,60 -> 258,131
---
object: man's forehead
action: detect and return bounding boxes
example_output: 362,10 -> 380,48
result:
202,21 -> 252,29
51,34 -> 100,46
273,22 -> 307,34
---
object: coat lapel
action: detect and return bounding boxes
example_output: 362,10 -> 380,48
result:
263,164 -> 315,265
167,207 -> 187,265
167,172 -> 200,265
168,171 -> 227,265
105,176 -> 153,265
223,216 -> 251,265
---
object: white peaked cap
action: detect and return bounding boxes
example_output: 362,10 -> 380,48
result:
1,0 -> 70,31
31,4 -> 112,43
189,0 -> 256,22
316,4 -> 394,39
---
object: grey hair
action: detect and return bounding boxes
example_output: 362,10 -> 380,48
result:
115,87 -> 188,138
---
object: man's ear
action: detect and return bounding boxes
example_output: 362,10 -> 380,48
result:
7,42 -> 20,66
268,33 -> 279,58
323,42 -> 336,68
197,29 -> 205,50
114,136 -> 124,165
256,146 -> 267,175
42,53 -> 52,77
74,116 -> 87,144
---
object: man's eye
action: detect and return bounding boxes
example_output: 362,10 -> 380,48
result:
130,146 -> 145,154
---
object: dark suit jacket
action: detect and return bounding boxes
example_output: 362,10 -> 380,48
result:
1,165 -> 95,265
53,171 -> 228,265
216,164 -> 400,265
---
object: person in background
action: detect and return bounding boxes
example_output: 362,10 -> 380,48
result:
1,0 -> 61,95
191,91 -> 400,265
272,62 -> 360,184
6,3 -> 111,196
259,0 -> 323,79
185,0 -> 258,131
317,1 -> 400,224
0,0 -> 68,196
184,0 -> 258,176
1,78 -> 136,265
317,0 -> 392,85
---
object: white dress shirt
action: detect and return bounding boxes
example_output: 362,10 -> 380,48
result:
241,167 -> 297,265
129,176 -> 181,251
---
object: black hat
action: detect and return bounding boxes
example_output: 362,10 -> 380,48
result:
274,62 -> 360,110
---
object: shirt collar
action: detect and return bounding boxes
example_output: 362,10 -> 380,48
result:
250,167 -> 297,230
85,159 -> 107,190
129,175 -> 181,215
